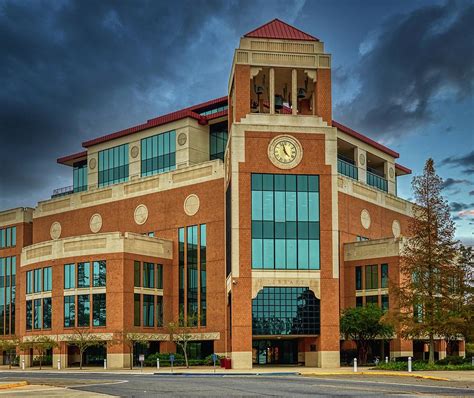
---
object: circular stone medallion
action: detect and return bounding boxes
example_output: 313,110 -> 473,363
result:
178,132 -> 187,146
134,204 -> 149,225
184,194 -> 200,216
268,135 -> 303,170
50,222 -> 62,240
360,209 -> 371,230
89,158 -> 97,170
90,213 -> 103,233
359,153 -> 366,166
130,146 -> 139,159
389,167 -> 395,179
392,220 -> 401,238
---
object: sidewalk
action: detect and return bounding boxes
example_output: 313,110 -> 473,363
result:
1,365 -> 473,382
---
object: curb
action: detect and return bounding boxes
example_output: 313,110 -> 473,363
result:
302,371 -> 449,381
153,372 -> 300,377
0,381 -> 29,390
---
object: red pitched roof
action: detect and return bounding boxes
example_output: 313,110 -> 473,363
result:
244,19 -> 319,41
395,163 -> 412,175
57,150 -> 87,166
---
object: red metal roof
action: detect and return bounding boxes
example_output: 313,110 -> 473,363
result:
331,120 -> 400,159
57,150 -> 87,166
244,19 -> 319,42
395,163 -> 412,175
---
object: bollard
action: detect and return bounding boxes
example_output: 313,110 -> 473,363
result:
104,359 -> 107,370
157,358 -> 160,370
408,356 -> 412,373
385,356 -> 388,364
21,359 -> 25,370
353,358 -> 357,373
57,359 -> 61,370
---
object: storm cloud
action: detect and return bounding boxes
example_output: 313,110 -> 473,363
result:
335,1 -> 474,139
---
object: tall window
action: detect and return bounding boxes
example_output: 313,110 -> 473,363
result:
98,143 -> 129,187
134,294 -> 140,327
381,295 -> 389,311
252,287 -> 320,335
141,130 -> 176,176
64,296 -> 75,327
251,174 -> 320,270
26,270 -> 33,294
365,265 -> 378,289
34,268 -> 42,293
92,261 -> 106,287
381,264 -> 389,288
26,300 -> 32,330
200,224 -> 207,326
178,228 -> 185,319
134,261 -> 141,287
77,294 -> 90,327
143,295 -> 154,327
0,257 -> 16,335
93,294 -> 106,327
209,121 -> 228,161
43,298 -> 52,329
43,267 -> 52,291
64,264 -> 75,289
143,262 -> 155,288
157,296 -> 163,327
77,262 -> 90,288
157,264 -> 163,289
73,160 -> 88,193
187,225 -> 198,326
0,227 -> 16,248
355,266 -> 362,290
33,299 -> 41,329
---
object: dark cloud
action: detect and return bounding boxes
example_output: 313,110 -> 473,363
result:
440,177 -> 471,190
441,150 -> 474,166
0,0 -> 306,210
450,202 -> 474,212
335,1 -> 474,138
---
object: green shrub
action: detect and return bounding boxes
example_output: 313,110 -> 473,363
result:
376,359 -> 474,371
437,356 -> 465,366
143,352 -> 220,367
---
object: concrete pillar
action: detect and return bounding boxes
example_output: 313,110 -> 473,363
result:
314,68 -> 332,124
128,139 -> 141,179
385,161 -> 396,195
291,69 -> 298,115
87,152 -> 98,189
269,68 -> 275,115
53,344 -> 68,369
459,340 -> 465,357
391,338 -> 413,358
354,147 -> 367,184
438,340 -> 447,360
20,353 -> 31,368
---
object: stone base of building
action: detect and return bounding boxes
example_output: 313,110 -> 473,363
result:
391,351 -> 413,358
231,351 -> 252,369
107,353 -> 131,369
317,351 -> 340,368
52,353 -> 68,369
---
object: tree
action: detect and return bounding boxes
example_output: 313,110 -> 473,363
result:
21,336 -> 58,369
68,329 -> 105,369
114,330 -> 149,369
394,158 -> 459,364
167,314 -> 197,368
340,305 -> 394,365
0,337 -> 20,369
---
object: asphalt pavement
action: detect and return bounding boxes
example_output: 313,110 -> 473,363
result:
0,371 -> 473,397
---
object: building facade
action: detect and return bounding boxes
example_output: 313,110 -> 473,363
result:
0,19 -> 463,369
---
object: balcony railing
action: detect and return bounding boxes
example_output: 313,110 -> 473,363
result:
367,171 -> 388,192
51,185 -> 74,198
337,158 -> 358,180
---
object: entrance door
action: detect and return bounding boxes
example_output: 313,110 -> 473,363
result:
252,340 -> 298,365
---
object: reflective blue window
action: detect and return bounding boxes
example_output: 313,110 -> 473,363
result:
98,143 -> 129,187
141,130 -> 176,176
251,174 -> 320,270
77,262 -> 90,288
64,295 -> 75,327
92,261 -> 106,287
210,121 -> 228,161
78,294 -> 90,327
0,227 -> 16,249
252,287 -> 320,335
43,267 -> 52,291
33,298 -> 41,329
64,264 -> 75,289
143,294 -> 154,327
73,160 -> 88,192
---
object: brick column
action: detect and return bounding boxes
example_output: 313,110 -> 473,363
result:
315,69 -> 332,124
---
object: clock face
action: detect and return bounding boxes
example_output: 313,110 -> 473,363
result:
274,140 -> 297,164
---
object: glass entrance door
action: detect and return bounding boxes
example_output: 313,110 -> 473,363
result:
252,339 -> 298,365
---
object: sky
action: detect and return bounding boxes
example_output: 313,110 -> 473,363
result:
0,0 -> 473,244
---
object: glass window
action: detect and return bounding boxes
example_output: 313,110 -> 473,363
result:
355,266 -> 362,290
92,260 -> 106,287
157,264 -> 163,289
200,224 -> 206,327
143,263 -> 155,289
187,225 -> 198,326
34,268 -> 42,293
64,264 -> 75,289
178,228 -> 185,320
365,265 -> 378,289
0,229 -> 4,248
77,294 -> 90,327
26,270 -> 33,294
98,143 -> 129,187
11,227 -> 16,247
381,264 -> 389,288
64,295 -> 75,327
134,293 -> 141,326
93,294 -> 106,327
251,174 -> 320,270
73,160 -> 88,193
141,131 -> 176,176
43,267 -> 52,292
209,121 -> 228,161
366,295 -> 378,306
43,297 -> 52,329
33,298 -> 41,329
77,262 -> 90,288
26,300 -> 32,330
134,261 -> 141,287
157,296 -> 163,327
381,295 -> 389,311
252,287 -> 320,335
143,295 -> 154,327
356,296 -> 363,307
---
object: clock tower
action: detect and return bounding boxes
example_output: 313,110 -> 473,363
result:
225,19 -> 340,368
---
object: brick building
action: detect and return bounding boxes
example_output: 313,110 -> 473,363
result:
0,19 -> 463,369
